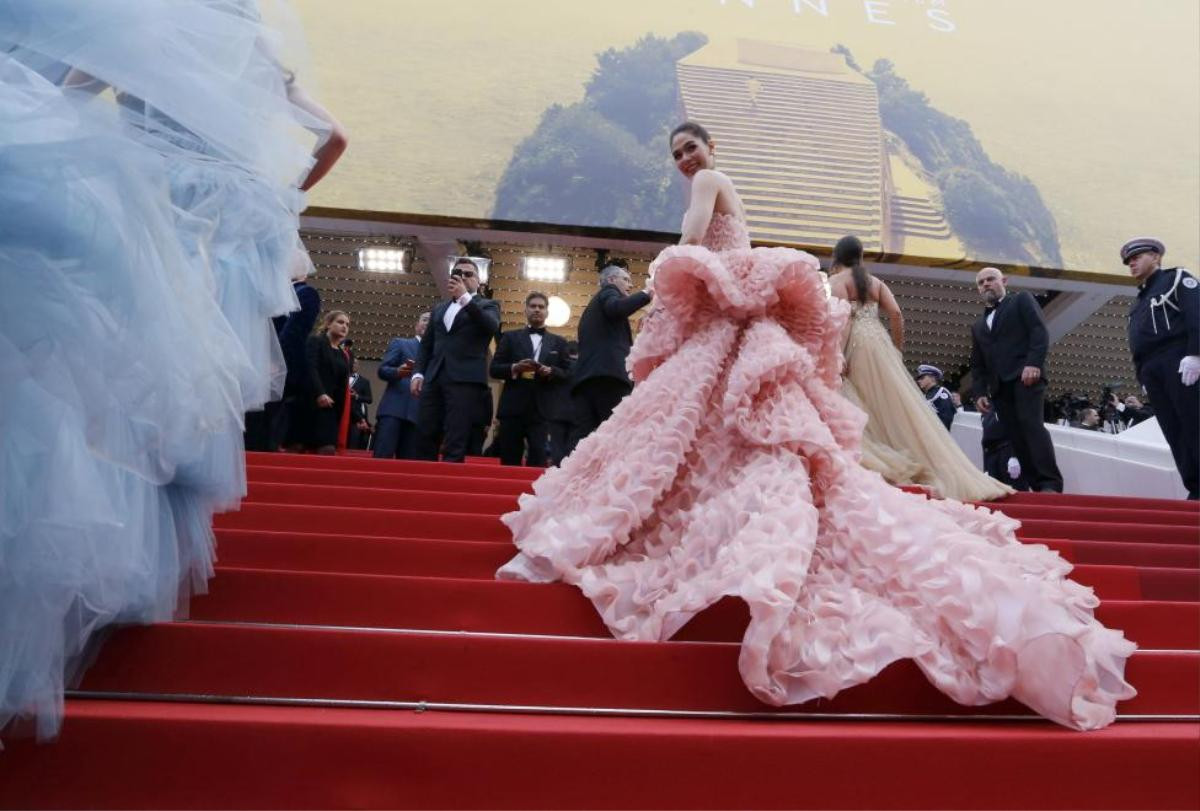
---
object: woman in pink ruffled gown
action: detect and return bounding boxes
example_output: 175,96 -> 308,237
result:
497,122 -> 1136,730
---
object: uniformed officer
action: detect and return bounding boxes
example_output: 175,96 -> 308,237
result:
915,364 -> 956,431
1122,237 -> 1199,499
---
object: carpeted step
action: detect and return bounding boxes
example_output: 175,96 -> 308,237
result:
220,500 -> 1197,551
214,503 -> 510,542
246,464 -> 533,496
1015,519 -> 1198,546
189,568 -> 1200,650
245,451 -> 542,480
985,502 -> 1200,527
1,700 -> 1194,810
1044,538 -> 1200,569
245,482 -> 520,515
76,622 -> 1196,717
999,491 -> 1199,513
212,530 -> 1199,601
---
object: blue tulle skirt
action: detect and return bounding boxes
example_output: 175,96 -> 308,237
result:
0,10 -> 309,735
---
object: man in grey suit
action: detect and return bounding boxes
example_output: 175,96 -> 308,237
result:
411,259 -> 502,462
373,311 -> 430,459
568,261 -> 653,450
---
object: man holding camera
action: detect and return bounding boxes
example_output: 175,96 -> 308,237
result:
969,267 -> 1063,493
411,258 -> 501,462
490,292 -> 570,467
1122,238 -> 1199,499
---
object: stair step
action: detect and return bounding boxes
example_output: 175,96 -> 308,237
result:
78,622 -> 1197,717
219,501 -> 1197,547
245,451 -> 542,480
212,530 -> 1200,601
189,568 -> 1200,650
0,700 -> 1194,810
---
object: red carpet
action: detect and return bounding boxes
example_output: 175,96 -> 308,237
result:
1,451 -> 1197,809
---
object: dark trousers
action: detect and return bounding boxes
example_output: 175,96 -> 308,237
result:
244,399 -> 287,452
497,414 -> 548,467
373,415 -> 419,460
568,377 -> 631,452
1139,347 -> 1200,499
983,440 -> 1031,491
993,379 -> 1063,492
415,378 -> 487,463
548,420 -> 572,465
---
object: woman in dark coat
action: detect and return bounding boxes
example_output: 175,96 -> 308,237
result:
291,310 -> 352,454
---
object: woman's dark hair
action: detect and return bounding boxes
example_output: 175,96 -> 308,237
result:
669,121 -> 712,145
833,235 -> 870,304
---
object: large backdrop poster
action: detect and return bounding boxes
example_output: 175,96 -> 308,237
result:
295,0 -> 1198,279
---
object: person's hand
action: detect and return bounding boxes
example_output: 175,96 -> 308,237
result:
536,364 -> 553,378
316,394 -> 334,408
350,390 -> 358,400
513,359 -> 537,376
1020,366 -> 1042,386
356,419 -> 369,431
410,376 -> 423,397
399,359 -> 415,374
1179,355 -> 1200,386
1006,457 -> 1021,481
447,275 -> 467,300
976,396 -> 992,413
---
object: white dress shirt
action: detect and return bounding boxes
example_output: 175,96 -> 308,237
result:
986,295 -> 1006,330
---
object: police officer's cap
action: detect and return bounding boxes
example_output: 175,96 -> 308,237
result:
1120,238 -> 1165,265
915,364 -> 943,381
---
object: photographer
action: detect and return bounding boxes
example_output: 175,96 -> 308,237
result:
411,258 -> 501,462
1108,392 -> 1154,429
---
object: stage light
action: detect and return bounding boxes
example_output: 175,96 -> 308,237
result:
358,246 -> 408,273
523,255 -> 568,283
546,295 -> 571,328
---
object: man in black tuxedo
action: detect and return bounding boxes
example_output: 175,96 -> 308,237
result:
568,262 -> 653,449
346,356 -> 373,450
969,267 -> 1063,492
411,258 -> 501,462
546,341 -> 578,464
490,292 -> 571,467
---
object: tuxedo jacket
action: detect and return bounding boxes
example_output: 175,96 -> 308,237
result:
572,285 -> 652,391
415,294 -> 501,386
377,336 -> 421,422
490,328 -> 571,420
969,291 -> 1049,399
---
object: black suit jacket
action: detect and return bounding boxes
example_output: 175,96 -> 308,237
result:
348,374 -> 372,422
969,291 -> 1049,399
303,335 -> 350,404
416,294 -> 501,385
490,328 -> 571,420
572,285 -> 652,391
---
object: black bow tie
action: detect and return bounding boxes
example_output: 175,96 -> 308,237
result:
985,305 -> 997,313
528,327 -> 546,335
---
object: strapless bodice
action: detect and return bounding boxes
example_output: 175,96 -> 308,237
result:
701,212 -> 752,252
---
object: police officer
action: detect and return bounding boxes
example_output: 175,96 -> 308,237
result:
1122,238 -> 1199,499
915,364 -> 956,431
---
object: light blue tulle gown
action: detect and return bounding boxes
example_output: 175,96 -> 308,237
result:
0,0 -> 324,738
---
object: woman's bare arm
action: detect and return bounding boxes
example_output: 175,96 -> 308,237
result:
679,170 -> 721,245
287,81 -> 348,192
877,280 -> 905,350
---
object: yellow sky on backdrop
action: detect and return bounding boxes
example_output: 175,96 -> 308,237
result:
295,0 -> 1198,276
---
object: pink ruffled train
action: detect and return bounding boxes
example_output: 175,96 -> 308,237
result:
497,214 -> 1136,730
